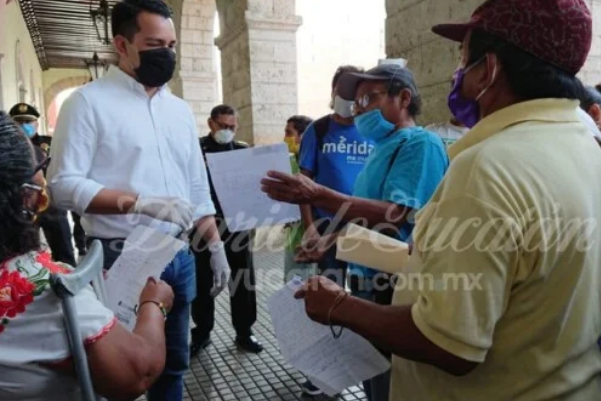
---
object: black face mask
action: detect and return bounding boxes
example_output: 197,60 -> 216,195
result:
134,48 -> 176,88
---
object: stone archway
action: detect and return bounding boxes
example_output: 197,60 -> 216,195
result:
44,75 -> 90,135
44,75 -> 89,113
168,0 -> 302,145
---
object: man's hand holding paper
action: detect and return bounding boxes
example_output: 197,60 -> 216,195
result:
132,195 -> 195,230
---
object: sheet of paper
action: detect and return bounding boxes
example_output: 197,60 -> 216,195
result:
104,226 -> 186,331
267,278 -> 390,396
336,223 -> 410,275
205,143 -> 301,232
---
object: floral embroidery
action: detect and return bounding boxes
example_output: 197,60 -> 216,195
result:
0,270 -> 35,333
0,252 -> 66,334
35,252 -> 70,275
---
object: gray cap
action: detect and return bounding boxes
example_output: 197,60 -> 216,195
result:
337,63 -> 419,100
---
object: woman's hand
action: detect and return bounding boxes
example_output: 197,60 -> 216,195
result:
139,277 -> 174,313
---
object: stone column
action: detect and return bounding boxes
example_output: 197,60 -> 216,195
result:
385,0 -> 482,126
168,0 -> 219,132
215,0 -> 302,145
579,0 -> 601,86
386,0 -> 601,125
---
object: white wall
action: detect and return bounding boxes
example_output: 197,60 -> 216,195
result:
0,1 -> 46,132
296,0 -> 386,119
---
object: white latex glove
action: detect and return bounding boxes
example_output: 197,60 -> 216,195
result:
133,196 -> 195,231
209,241 -> 231,297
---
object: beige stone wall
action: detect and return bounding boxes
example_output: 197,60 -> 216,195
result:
216,0 -> 301,145
386,0 -> 601,126
167,0 -> 219,132
0,1 -> 46,130
580,0 -> 601,86
385,0 -> 482,126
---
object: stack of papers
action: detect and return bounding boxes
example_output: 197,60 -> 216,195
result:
267,278 -> 390,396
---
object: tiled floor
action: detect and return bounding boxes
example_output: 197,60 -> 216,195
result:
183,249 -> 367,401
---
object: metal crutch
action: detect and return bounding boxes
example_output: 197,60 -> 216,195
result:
49,240 -> 105,401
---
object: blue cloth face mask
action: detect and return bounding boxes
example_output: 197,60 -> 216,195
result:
355,109 -> 396,142
20,123 -> 36,138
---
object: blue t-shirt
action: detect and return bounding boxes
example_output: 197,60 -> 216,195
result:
299,118 -> 373,218
349,126 -> 449,279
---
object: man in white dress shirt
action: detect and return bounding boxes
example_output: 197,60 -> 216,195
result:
47,1 -> 230,400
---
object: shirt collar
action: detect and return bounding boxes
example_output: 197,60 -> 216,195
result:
448,99 -> 581,161
105,65 -> 167,98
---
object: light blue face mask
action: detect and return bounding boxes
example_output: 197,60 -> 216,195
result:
20,123 -> 36,138
354,109 -> 396,142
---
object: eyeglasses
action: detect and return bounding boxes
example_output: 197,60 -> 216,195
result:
21,181 -> 50,215
355,91 -> 388,110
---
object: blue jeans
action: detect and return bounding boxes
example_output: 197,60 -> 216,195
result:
93,238 -> 196,401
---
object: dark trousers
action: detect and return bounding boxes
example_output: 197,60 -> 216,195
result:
39,208 -> 76,266
71,212 -> 87,255
190,235 -> 257,340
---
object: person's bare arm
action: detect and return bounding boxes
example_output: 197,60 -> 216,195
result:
299,169 -> 316,232
54,305 -> 167,399
332,296 -> 478,376
262,171 -> 411,233
312,186 -> 411,232
195,215 -> 221,244
51,279 -> 173,399
86,305 -> 167,399
296,277 -> 478,377
85,189 -> 138,214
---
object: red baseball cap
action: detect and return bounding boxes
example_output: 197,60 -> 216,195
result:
432,0 -> 592,75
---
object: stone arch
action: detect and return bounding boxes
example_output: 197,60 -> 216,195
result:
168,0 -> 301,144
44,76 -> 89,112
44,75 -> 90,135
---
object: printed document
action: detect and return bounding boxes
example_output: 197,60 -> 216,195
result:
267,277 -> 390,396
205,143 -> 301,232
104,226 -> 186,331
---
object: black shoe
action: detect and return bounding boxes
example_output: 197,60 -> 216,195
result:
300,380 -> 323,397
235,335 -> 264,353
190,336 -> 212,357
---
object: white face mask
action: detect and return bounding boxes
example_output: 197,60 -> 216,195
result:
333,95 -> 354,118
214,129 -> 235,145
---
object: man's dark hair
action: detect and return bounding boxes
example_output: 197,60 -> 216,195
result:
210,104 -> 237,121
467,28 -> 584,102
387,78 -> 422,118
580,86 -> 601,111
0,111 -> 41,261
287,115 -> 313,136
332,65 -> 364,90
111,0 -> 172,41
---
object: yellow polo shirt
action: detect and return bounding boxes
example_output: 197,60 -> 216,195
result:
391,99 -> 601,400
